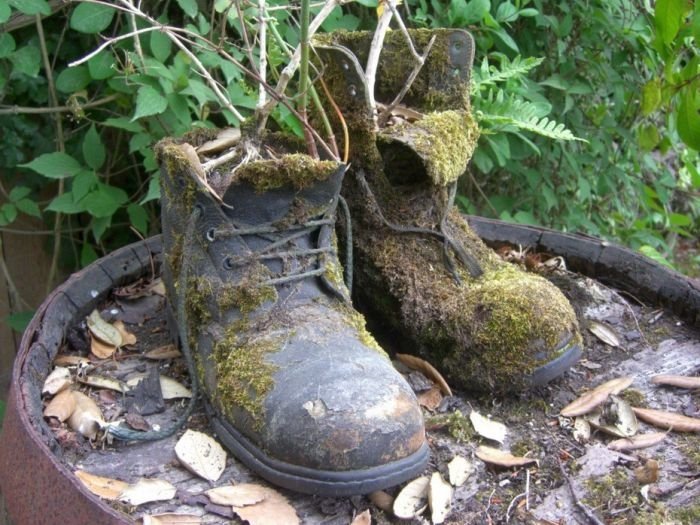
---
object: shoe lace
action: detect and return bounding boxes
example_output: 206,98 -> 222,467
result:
355,168 -> 483,283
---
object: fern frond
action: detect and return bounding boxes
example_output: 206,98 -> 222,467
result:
472,56 -> 544,91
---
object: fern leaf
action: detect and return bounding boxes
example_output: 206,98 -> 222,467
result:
472,55 -> 544,91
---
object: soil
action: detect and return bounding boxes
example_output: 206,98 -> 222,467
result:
41,256 -> 700,525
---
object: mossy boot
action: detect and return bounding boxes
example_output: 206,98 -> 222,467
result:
155,133 -> 428,496
314,29 -> 582,392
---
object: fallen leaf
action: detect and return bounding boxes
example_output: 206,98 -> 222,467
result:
91,335 -> 118,359
368,490 -> 394,512
196,127 -> 242,155
160,376 -> 192,399
179,143 -> 224,202
586,396 -> 638,437
87,309 -> 123,347
469,411 -> 506,444
113,320 -> 137,346
393,476 -> 430,519
75,470 -> 129,500
350,509 -> 371,525
125,412 -> 152,431
144,344 -> 182,360
651,375 -> 700,389
447,455 -> 475,487
119,478 -> 176,506
142,514 -> 201,525
417,385 -> 443,410
148,278 -> 167,296
634,459 -> 659,484
632,407 -> 700,432
206,484 -> 266,506
396,354 -> 452,396
78,374 -> 128,393
560,376 -> 634,417
588,321 -> 621,347
608,432 -> 667,451
227,484 -> 300,525
428,472 -> 453,524
68,391 -> 104,439
54,355 -> 90,367
475,446 -> 538,468
175,429 -> 227,482
44,389 -> 77,421
572,417 -> 591,443
42,366 -> 72,395
579,359 -> 602,370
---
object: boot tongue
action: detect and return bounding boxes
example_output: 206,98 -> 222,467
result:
222,160 -> 344,225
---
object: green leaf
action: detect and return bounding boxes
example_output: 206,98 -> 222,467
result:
82,125 -> 106,170
677,87 -> 700,151
80,243 -> 98,267
87,51 -> 116,80
641,79 -> 662,116
21,152 -> 82,179
0,0 -> 11,24
176,0 -> 198,18
10,44 -> 41,77
0,203 -> 17,226
669,212 -> 691,226
140,174 -> 161,204
9,186 -> 31,202
73,170 -> 98,201
638,124 -> 660,151
639,245 -> 674,269
92,216 -> 111,242
15,198 -> 40,218
85,183 -> 128,218
132,85 -> 168,120
46,192 -> 84,214
70,3 -> 115,33
8,0 -> 50,16
129,133 -> 152,154
150,30 -> 172,62
693,10 -> 700,42
103,117 -> 143,133
655,0 -> 685,45
0,32 -> 15,58
55,66 -> 92,93
5,311 -> 34,333
0,399 -> 5,427
127,203 -> 149,235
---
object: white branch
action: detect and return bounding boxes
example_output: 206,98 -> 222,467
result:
257,0 -> 267,111
365,1 -> 395,127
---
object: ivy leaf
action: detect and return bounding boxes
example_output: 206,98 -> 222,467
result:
70,3 -> 115,34
21,152 -> 82,179
677,87 -> 700,151
127,203 -> 149,235
132,85 -> 168,121
0,33 -> 15,58
82,125 -> 106,170
10,45 -> 41,77
654,0 -> 685,45
176,0 -> 198,18
8,0 -> 50,16
56,66 -> 92,93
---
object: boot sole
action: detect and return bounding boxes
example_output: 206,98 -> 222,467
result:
208,407 -> 430,497
528,334 -> 583,387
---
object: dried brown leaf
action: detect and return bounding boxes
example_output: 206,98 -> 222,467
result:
206,484 -> 266,506
447,455 -> 475,487
428,472 -> 453,524
141,514 -> 201,525
228,484 -> 300,525
87,309 -> 123,347
119,478 -> 177,506
42,366 -> 72,395
78,374 -> 128,393
417,385 -> 443,410
90,335 -> 117,360
470,411 -> 506,443
572,417 -> 591,443
475,446 -> 538,468
396,354 -> 452,396
144,344 -> 182,360
393,476 -> 430,519
560,376 -> 634,417
75,470 -> 129,500
175,429 -> 226,482
586,396 -> 639,437
54,355 -> 90,367
368,490 -> 394,513
634,459 -> 659,484
651,375 -> 700,389
632,407 -> 700,432
350,509 -> 371,525
588,321 -> 621,347
44,389 -> 77,421
196,128 -> 242,155
607,432 -> 667,451
113,320 -> 137,346
160,376 -> 192,399
68,391 -> 104,439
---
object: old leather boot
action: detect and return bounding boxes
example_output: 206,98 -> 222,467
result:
155,132 -> 427,496
314,29 -> 582,392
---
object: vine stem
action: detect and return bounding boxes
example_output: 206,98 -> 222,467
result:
0,94 -> 119,115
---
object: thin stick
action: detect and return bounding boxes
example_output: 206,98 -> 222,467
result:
386,0 -> 421,61
298,0 -> 318,157
0,94 -> 119,115
557,457 -> 606,525
318,74 -> 349,163
364,1 -> 395,127
256,0 -> 267,112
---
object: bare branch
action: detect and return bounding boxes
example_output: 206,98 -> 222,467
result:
257,0 -> 268,111
365,1 -> 395,127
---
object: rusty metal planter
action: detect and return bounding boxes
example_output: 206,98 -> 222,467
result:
0,220 -> 699,524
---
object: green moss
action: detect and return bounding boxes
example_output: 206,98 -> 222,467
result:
218,266 -> 278,315
672,504 -> 700,524
510,438 -> 540,458
185,276 -> 214,330
154,140 -> 199,210
235,154 -> 340,192
620,388 -> 646,407
425,410 -> 474,442
677,434 -> 700,470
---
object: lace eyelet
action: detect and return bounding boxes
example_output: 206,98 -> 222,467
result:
342,60 -> 350,70
223,256 -> 234,270
206,228 -> 216,242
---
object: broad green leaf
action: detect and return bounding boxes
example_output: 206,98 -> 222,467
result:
127,203 -> 149,235
80,243 -> 98,267
55,66 -> 92,93
84,183 -> 128,218
693,10 -> 700,42
92,216 -> 111,242
70,3 -> 115,33
139,174 -> 161,204
677,87 -> 700,151
513,210 -> 539,226
46,192 -> 85,214
639,245 -> 674,269
132,85 -> 168,120
8,0 -> 50,16
73,170 -> 98,202
10,44 -> 41,77
176,0 -> 198,18
15,198 -> 40,218
5,311 -> 34,333
9,186 -> 31,202
103,117 -> 143,132
638,124 -> 660,151
0,0 -> 11,23
129,133 -> 152,154
655,0 -> 685,45
641,79 -> 661,116
87,51 -> 115,80
150,30 -> 172,62
82,125 -> 106,170
21,152 -> 82,179
0,33 -> 15,58
495,2 -> 517,23
0,203 -> 17,226
669,212 -> 691,226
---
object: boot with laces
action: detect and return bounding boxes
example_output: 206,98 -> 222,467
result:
155,132 -> 428,496
314,29 -> 582,393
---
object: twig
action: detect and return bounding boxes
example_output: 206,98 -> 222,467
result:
126,0 -> 145,68
385,0 -> 421,61
256,0 -> 268,112
467,167 -> 500,216
376,34 -> 436,126
0,238 -> 31,310
318,74 -> 348,163
525,468 -> 530,511
364,0 -> 395,127
557,457 -> 606,525
0,94 -> 119,115
298,0 -> 318,157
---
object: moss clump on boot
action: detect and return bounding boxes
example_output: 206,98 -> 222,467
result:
218,264 -> 278,315
154,140 -> 200,210
235,154 -> 340,192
